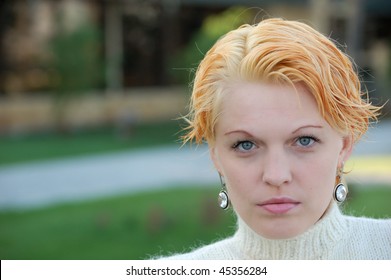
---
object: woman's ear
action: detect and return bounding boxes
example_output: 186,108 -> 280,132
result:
339,135 -> 354,167
209,145 -> 222,174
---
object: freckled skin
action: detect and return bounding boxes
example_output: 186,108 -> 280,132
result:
210,82 -> 353,239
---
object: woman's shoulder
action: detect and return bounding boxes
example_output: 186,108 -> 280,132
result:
343,213 -> 391,241
330,213 -> 391,259
344,213 -> 391,226
154,235 -> 239,260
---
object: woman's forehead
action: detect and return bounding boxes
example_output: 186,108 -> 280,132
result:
221,82 -> 318,113
215,82 -> 328,133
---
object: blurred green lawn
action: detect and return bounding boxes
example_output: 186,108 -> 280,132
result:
0,184 -> 390,260
0,187 -> 235,259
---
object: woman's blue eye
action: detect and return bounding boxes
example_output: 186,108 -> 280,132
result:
235,141 -> 255,151
297,136 -> 315,147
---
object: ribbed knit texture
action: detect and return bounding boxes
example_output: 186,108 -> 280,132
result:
159,203 -> 391,259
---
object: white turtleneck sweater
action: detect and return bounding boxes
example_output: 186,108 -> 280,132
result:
159,204 -> 391,259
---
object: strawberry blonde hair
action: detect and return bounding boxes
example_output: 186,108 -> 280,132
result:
182,18 -> 381,145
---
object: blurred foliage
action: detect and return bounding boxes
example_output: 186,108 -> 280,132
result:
169,7 -> 253,84
0,185 -> 389,260
49,19 -> 104,132
50,23 -> 104,96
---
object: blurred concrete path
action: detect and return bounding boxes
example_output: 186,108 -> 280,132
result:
0,145 -> 216,210
0,121 -> 390,211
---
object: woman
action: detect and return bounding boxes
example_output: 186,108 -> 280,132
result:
162,18 -> 391,259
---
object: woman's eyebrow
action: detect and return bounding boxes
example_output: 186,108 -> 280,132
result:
292,125 -> 323,134
225,126 -> 323,136
224,130 -> 254,136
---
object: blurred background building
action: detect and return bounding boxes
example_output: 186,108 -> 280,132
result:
0,0 -> 390,135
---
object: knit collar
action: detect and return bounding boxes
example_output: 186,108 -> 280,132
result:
233,203 -> 347,259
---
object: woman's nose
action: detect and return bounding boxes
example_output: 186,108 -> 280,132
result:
261,148 -> 292,187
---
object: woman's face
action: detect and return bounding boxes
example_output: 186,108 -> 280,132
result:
210,82 -> 352,239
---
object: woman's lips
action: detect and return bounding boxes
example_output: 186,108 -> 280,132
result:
257,197 -> 300,214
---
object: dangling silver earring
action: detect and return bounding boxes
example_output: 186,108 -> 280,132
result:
218,174 -> 229,210
334,162 -> 348,203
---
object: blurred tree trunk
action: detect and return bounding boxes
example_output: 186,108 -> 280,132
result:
160,0 -> 180,85
0,1 -> 10,95
346,0 -> 365,65
310,0 -> 330,34
104,0 -> 123,91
